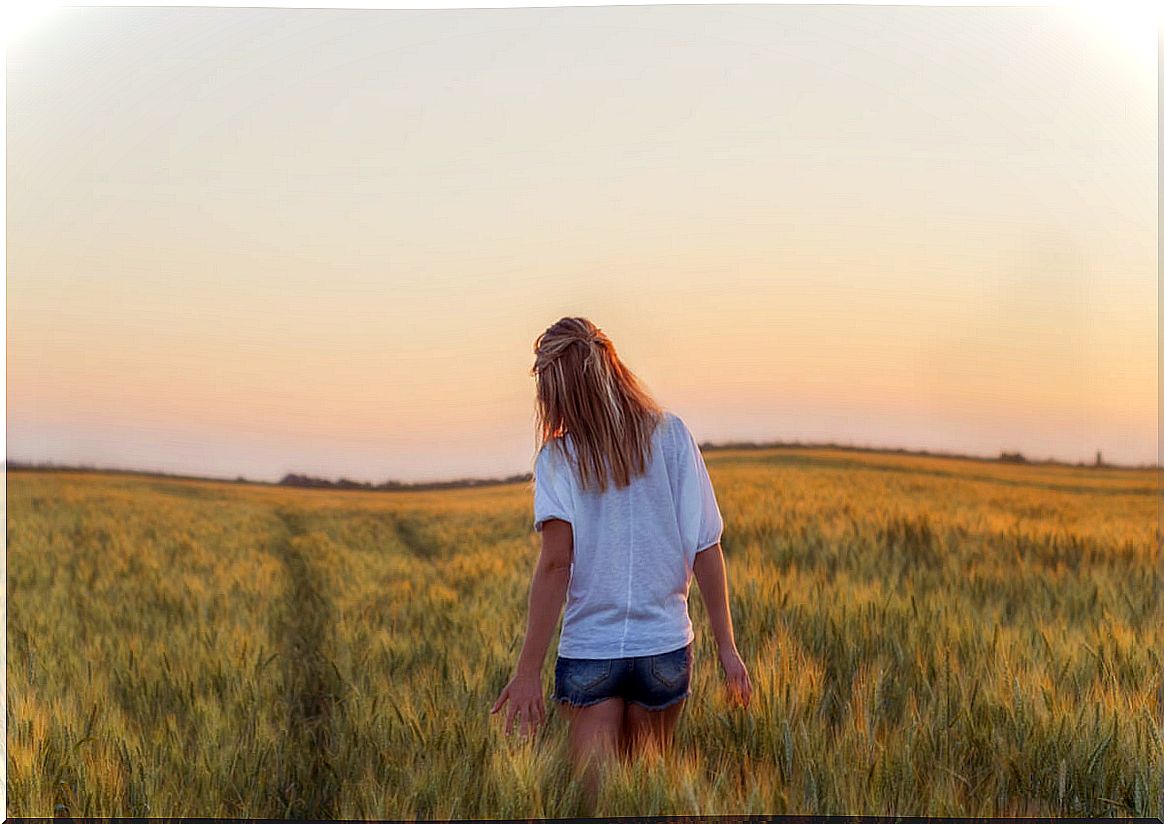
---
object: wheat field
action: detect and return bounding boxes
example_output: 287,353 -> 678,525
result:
6,447 -> 1161,818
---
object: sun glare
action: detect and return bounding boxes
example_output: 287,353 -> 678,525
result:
3,0 -> 62,47
1070,0 -> 1161,69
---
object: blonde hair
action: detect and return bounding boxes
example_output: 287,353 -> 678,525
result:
531,317 -> 664,493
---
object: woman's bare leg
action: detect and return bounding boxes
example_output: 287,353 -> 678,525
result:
558,697 -> 624,813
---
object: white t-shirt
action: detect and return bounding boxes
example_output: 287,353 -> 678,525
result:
532,410 -> 724,659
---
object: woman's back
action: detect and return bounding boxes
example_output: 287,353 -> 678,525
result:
494,318 -> 751,809
533,409 -> 723,658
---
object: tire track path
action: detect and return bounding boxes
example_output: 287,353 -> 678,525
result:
269,508 -> 342,819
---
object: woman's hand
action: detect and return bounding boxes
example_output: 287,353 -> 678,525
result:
718,645 -> 753,709
490,671 -> 545,738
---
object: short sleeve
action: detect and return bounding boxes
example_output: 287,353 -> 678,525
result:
533,441 -> 574,532
673,418 -> 724,560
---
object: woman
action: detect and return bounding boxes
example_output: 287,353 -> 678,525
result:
490,316 -> 753,807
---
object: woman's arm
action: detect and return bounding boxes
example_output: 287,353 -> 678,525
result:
692,541 -> 752,707
515,519 -> 573,677
491,518 -> 573,736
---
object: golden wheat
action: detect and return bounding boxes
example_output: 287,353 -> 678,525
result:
6,447 -> 1161,817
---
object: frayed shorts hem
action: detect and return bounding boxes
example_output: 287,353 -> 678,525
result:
626,690 -> 691,711
552,694 -> 612,709
553,690 -> 691,712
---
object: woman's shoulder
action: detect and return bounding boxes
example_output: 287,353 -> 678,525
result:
659,409 -> 691,440
537,434 -> 578,470
538,435 -> 569,457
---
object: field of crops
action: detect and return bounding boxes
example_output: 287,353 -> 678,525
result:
6,447 -> 1161,817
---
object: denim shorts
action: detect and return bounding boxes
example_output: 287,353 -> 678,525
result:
552,642 -> 693,711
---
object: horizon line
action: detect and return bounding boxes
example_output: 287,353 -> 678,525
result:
6,438 -> 1158,490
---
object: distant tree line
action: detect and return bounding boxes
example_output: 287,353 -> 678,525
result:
277,472 -> 533,491
698,441 -> 1142,470
3,459 -> 535,490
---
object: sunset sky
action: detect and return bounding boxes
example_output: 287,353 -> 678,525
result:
6,3 -> 1158,482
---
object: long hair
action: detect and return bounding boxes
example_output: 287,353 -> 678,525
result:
531,317 -> 664,493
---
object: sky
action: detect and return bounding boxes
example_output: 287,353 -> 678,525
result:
6,3 -> 1158,482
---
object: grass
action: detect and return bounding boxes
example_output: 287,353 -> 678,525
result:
6,446 -> 1161,817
